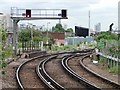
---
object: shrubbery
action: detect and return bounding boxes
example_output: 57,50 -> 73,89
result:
0,27 -> 13,69
95,32 -> 119,57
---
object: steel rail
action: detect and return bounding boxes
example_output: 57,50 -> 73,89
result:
16,54 -> 49,90
61,53 -> 101,90
36,55 -> 65,90
80,54 -> 120,89
16,49 -> 94,90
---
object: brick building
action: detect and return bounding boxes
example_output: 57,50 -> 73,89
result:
42,32 -> 65,45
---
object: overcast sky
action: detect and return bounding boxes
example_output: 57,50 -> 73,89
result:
0,0 -> 119,31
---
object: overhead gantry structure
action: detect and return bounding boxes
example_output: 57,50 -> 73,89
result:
11,7 -> 68,55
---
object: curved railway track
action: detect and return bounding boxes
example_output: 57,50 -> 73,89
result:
17,49 -> 109,90
16,54 -> 50,90
16,51 -> 79,89
61,53 -> 100,90
37,51 -> 100,90
63,54 -> 120,89
36,55 -> 65,90
36,53 -> 88,89
80,55 -> 120,89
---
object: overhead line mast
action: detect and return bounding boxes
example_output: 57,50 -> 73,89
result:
88,10 -> 90,36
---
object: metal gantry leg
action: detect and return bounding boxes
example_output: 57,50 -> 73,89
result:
13,19 -> 19,56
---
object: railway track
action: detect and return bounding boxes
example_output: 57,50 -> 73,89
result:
37,51 -> 100,90
36,55 -> 65,90
16,52 -> 76,89
61,53 -> 100,90
16,54 -> 50,90
64,54 -> 120,89
16,49 -> 100,90
80,55 -> 120,89
37,53 -> 86,89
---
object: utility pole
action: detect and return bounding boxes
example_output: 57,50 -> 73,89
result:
88,10 -> 90,36
59,19 -> 61,24
118,1 -> 120,32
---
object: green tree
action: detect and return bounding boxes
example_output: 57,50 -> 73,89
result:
33,30 -> 41,37
95,31 -> 118,42
33,36 -> 40,42
95,31 -> 119,55
97,39 -> 105,50
66,28 -> 73,32
52,23 -> 65,33
18,29 -> 41,42
65,28 -> 74,37
52,26 -> 55,32
18,28 -> 31,42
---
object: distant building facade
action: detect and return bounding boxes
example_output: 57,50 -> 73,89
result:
0,14 -> 7,30
0,14 -> 13,32
94,23 -> 101,33
0,14 -> 13,47
42,32 -> 65,45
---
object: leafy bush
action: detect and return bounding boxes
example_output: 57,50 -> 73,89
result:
99,59 -> 105,64
109,66 -> 119,74
95,31 -> 119,57
1,62 -> 7,68
18,42 -> 22,48
0,27 -> 13,68
95,32 -> 118,42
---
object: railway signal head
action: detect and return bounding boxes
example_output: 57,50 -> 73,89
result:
61,9 -> 67,18
26,9 -> 31,18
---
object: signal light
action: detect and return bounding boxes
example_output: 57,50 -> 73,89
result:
61,9 -> 67,18
26,9 -> 31,18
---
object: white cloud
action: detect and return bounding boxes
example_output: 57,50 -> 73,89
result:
0,0 -> 119,30
90,0 -> 119,10
0,0 -> 96,3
